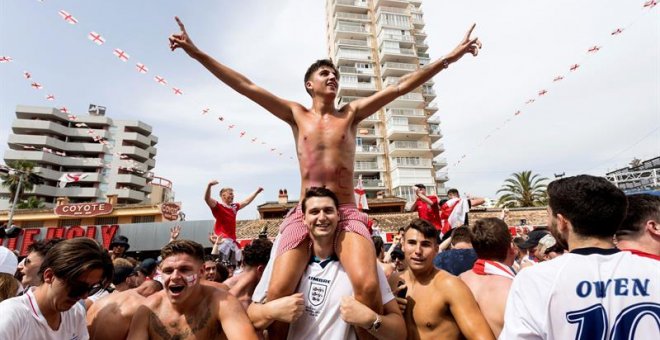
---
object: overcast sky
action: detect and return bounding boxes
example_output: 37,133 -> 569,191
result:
1,0 -> 658,221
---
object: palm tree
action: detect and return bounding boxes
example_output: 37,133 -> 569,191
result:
0,160 -> 39,205
17,196 -> 46,209
497,171 -> 549,208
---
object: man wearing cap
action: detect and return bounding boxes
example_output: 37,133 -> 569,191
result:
133,258 -> 158,287
409,184 -> 442,231
0,237 -> 113,339
205,179 -> 263,265
515,228 -> 550,267
501,175 -> 660,339
110,235 -> 130,261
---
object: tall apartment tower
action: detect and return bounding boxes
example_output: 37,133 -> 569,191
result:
325,0 -> 448,202
1,105 -> 158,208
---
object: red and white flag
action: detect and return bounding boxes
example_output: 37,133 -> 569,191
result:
0,56 -> 13,63
113,49 -> 130,62
58,10 -> 78,24
354,175 -> 369,211
31,82 -> 43,90
154,75 -> 167,85
58,173 -> 88,188
23,71 -> 31,79
472,259 -> 516,280
136,63 -> 148,74
46,94 -> 55,101
88,32 -> 105,45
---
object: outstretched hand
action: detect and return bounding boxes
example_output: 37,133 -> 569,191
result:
169,225 -> 181,241
446,23 -> 482,64
169,16 -> 198,56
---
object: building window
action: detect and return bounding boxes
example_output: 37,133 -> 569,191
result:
95,216 -> 118,225
132,215 -> 155,223
22,220 -> 44,229
58,219 -> 82,227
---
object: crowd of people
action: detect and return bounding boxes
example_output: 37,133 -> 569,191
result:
0,16 -> 658,339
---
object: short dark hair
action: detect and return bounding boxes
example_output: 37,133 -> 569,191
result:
450,227 -> 472,246
616,194 -> 660,240
38,237 -> 113,286
414,184 -> 426,189
303,59 -> 339,97
27,238 -> 64,258
447,188 -> 459,196
215,262 -> 229,282
242,238 -> 273,268
470,218 -> 511,262
547,175 -> 627,238
404,219 -> 438,243
372,236 -> 384,257
302,187 -> 339,213
161,240 -> 205,263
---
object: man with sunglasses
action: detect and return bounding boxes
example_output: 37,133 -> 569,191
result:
0,237 -> 113,339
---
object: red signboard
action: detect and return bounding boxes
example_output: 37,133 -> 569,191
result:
6,224 -> 119,256
161,202 -> 181,221
54,202 -> 113,217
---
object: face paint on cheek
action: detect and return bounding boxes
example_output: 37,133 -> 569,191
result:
184,274 -> 198,286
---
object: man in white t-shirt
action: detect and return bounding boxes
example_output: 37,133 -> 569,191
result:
0,237 -> 113,339
501,175 -> 660,339
248,187 -> 406,340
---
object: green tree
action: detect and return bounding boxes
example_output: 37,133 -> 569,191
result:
17,196 -> 45,209
0,160 -> 39,205
497,171 -> 549,208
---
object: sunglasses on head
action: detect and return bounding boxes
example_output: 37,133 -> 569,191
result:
66,280 -> 105,299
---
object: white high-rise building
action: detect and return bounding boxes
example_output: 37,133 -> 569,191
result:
325,0 -> 448,202
1,105 -> 158,208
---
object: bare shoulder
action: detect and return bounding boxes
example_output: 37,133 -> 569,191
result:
434,270 -> 468,291
202,280 -> 230,291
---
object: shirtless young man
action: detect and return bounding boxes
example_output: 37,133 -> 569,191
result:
169,16 -> 481,337
397,219 -> 494,340
127,240 -> 257,340
459,218 -> 516,337
86,279 -> 163,340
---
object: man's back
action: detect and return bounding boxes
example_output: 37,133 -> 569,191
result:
460,270 -> 511,337
87,288 -> 146,340
502,249 -> 660,339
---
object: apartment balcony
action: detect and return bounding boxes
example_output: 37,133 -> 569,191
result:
379,47 -> 417,63
7,135 -> 105,154
354,161 -> 383,172
355,145 -> 383,160
435,172 -> 449,182
381,62 -> 417,77
375,0 -> 410,9
115,188 -> 146,202
120,132 -> 152,148
425,102 -> 438,113
338,65 -> 374,76
429,126 -> 442,141
376,19 -> 411,31
389,141 -> 430,157
335,22 -> 370,39
3,149 -> 102,168
335,11 -> 370,23
389,92 -> 425,109
338,79 -> 377,95
431,142 -> 445,156
417,52 -> 429,59
390,157 -> 432,170
333,0 -> 369,14
422,87 -> 437,100
386,124 -> 427,140
385,108 -> 426,122
121,120 -> 152,135
117,146 -> 150,161
354,178 -> 386,189
337,96 -> 361,107
336,48 -> 372,62
115,174 -> 148,187
433,158 -> 448,169
357,127 -> 381,139
376,6 -> 409,17
414,30 -> 427,39
336,38 -> 370,51
419,57 -> 430,66
378,33 -> 415,46
28,185 -> 101,198
382,76 -> 400,87
415,39 -> 428,51
412,17 -> 425,28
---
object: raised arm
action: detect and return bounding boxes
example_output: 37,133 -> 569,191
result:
205,180 -> 219,209
415,188 -> 434,206
169,17 -> 296,124
444,276 -> 495,340
350,24 -> 481,122
238,187 -> 264,210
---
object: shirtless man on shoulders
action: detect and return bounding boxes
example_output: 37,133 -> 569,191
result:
128,240 -> 257,340
397,219 -> 494,340
170,15 -> 481,339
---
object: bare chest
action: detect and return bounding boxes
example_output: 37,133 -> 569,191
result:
407,287 -> 456,335
149,308 -> 219,340
296,115 -> 355,151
